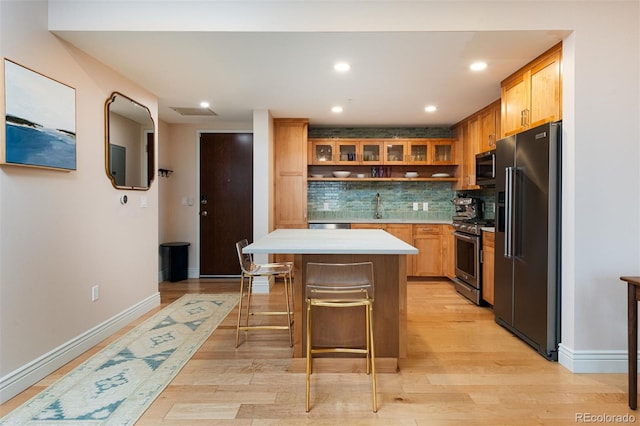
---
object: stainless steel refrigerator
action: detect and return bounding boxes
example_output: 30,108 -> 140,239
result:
494,121 -> 561,361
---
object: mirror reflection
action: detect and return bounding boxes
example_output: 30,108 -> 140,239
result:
105,92 -> 155,189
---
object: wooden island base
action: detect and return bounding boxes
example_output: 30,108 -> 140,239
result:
290,253 -> 407,371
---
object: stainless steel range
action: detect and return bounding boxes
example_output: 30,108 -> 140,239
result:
451,195 -> 493,305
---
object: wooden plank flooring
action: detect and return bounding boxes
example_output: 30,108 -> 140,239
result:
1,278 -> 635,424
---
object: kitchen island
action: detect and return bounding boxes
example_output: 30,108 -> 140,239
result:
244,228 -> 418,372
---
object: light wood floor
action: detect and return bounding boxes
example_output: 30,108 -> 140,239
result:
1,278 -> 635,424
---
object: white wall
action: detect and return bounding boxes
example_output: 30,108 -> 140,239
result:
0,0 -> 160,402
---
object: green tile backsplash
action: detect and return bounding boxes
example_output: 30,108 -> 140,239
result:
308,127 -> 452,139
306,126 -> 495,222
308,181 -> 457,221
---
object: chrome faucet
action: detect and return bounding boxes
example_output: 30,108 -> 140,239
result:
375,193 -> 382,219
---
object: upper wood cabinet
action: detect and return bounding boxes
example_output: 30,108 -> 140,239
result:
453,116 -> 479,190
309,139 -> 384,165
309,138 -> 455,166
501,43 -> 562,137
274,118 -> 308,229
479,100 -> 501,153
308,138 -> 335,164
453,98 -> 500,190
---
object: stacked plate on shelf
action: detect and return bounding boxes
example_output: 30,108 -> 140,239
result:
431,173 -> 450,178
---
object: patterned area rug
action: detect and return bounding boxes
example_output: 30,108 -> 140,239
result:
0,293 -> 239,426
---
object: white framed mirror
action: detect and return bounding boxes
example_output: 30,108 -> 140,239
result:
105,92 -> 155,190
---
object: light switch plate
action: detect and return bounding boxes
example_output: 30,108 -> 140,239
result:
413,202 -> 419,211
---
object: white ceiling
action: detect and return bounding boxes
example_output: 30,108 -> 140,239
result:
55,30 -> 567,127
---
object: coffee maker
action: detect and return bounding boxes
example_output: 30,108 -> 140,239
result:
451,194 -> 483,221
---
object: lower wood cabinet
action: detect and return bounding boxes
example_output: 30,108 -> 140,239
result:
351,223 -> 453,277
482,230 -> 495,305
412,224 -> 443,277
443,225 -> 455,279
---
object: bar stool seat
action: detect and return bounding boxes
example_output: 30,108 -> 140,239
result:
305,261 -> 377,412
235,239 -> 294,347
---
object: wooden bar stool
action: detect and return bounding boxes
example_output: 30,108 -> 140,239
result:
305,261 -> 377,412
234,239 -> 294,347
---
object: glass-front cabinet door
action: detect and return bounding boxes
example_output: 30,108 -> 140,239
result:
407,140 -> 429,164
431,140 -> 455,165
361,140 -> 382,163
336,140 -> 358,164
309,139 -> 335,164
384,140 -> 406,164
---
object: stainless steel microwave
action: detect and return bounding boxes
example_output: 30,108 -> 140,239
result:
475,150 -> 496,187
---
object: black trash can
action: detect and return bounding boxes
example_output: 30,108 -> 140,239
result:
160,242 -> 190,282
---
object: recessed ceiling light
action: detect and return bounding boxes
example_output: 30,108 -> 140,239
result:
331,106 -> 343,113
334,62 -> 351,72
200,101 -> 210,108
470,61 -> 488,71
424,105 -> 437,113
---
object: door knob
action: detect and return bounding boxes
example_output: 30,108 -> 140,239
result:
201,195 -> 208,205
201,211 -> 208,217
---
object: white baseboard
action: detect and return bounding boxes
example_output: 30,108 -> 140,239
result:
0,292 -> 160,404
559,343 -> 634,373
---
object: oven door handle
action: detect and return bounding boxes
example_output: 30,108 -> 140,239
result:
454,232 -> 478,243
505,166 -> 514,258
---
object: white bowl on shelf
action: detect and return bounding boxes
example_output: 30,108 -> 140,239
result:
332,171 -> 352,178
356,173 -> 365,178
404,171 -> 419,178
310,174 -> 324,178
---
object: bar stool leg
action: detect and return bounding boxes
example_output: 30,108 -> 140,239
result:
368,302 -> 378,412
245,276 -> 254,329
284,272 -> 293,347
306,299 -> 312,412
235,273 -> 247,348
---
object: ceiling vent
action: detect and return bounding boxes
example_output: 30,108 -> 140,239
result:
171,107 -> 218,116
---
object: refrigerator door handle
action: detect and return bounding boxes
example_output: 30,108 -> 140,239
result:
491,152 -> 496,178
505,166 -> 514,258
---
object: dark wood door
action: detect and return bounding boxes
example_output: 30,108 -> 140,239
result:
200,133 -> 253,276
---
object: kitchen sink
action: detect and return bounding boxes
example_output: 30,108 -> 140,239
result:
308,223 -> 351,229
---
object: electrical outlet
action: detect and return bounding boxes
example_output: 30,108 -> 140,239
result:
323,202 -> 329,210
91,285 -> 99,302
412,202 -> 419,211
423,202 -> 429,211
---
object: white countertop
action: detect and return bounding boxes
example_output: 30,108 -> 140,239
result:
244,228 -> 419,255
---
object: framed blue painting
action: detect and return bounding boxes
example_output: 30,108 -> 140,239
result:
3,59 -> 76,171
